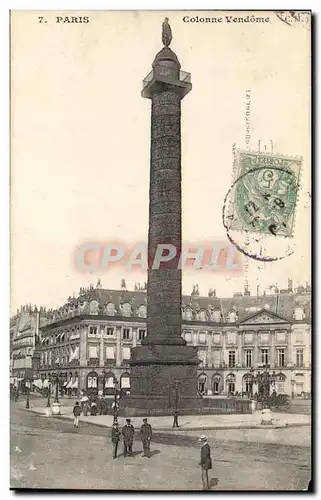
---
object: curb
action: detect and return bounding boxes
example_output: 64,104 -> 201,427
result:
22,408 -> 311,432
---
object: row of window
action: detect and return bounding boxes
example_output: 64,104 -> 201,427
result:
41,326 -> 308,346
88,326 -> 147,340
225,348 -> 304,368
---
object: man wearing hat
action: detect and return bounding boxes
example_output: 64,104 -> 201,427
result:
140,418 -> 153,457
199,435 -> 212,490
122,418 -> 135,457
111,422 -> 121,459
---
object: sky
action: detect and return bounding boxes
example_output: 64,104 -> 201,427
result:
10,10 -> 311,312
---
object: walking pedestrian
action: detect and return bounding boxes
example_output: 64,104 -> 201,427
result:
199,435 -> 212,490
73,401 -> 81,428
122,418 -> 135,457
90,401 -> 98,416
140,418 -> 152,457
111,422 -> 121,459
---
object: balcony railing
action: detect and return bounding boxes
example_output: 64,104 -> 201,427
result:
142,69 -> 191,90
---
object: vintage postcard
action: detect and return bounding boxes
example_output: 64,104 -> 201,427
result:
10,10 -> 311,491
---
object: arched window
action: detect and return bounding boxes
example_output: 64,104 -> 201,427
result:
212,373 -> 222,394
226,373 -> 236,394
243,373 -> 253,395
87,371 -> 98,391
198,310 -> 207,321
106,302 -> 116,316
137,305 -> 147,318
197,373 -> 207,395
121,303 -> 132,317
228,310 -> 237,323
211,309 -> 221,322
89,300 -> 99,315
293,307 -> 305,321
184,307 -> 193,320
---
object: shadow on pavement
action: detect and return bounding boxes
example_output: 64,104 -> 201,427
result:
149,449 -> 161,457
210,477 -> 219,488
122,451 -> 142,458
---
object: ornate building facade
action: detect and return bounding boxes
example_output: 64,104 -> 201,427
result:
31,280 -> 311,398
10,305 -> 46,384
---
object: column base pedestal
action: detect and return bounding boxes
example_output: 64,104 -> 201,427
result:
121,344 -> 201,416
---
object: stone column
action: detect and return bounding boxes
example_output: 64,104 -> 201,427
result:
253,331 -> 260,366
79,325 -> 87,366
132,327 -> 137,348
143,88 -> 184,347
207,331 -> 212,368
287,328 -> 293,367
190,329 -> 196,346
270,330 -> 275,368
99,326 -> 104,368
126,26 -> 201,411
116,326 -> 122,367
236,331 -> 242,367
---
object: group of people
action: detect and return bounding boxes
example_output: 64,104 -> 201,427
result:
72,402 -> 213,490
111,418 -> 153,459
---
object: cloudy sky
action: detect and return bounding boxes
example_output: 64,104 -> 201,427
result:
10,10 -> 311,312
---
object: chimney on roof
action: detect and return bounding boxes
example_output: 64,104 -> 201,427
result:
96,279 -> 102,289
244,284 -> 250,296
191,284 -> 200,296
288,278 -> 293,293
121,278 -> 127,291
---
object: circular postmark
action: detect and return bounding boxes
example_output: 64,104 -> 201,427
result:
222,164 -> 300,262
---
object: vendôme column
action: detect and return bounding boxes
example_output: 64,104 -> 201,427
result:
127,20 -> 200,415
143,20 -> 189,346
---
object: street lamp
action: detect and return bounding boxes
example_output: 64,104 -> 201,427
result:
46,381 -> 51,408
112,378 -> 120,425
172,380 -> 180,428
54,374 -> 60,404
25,379 -> 30,409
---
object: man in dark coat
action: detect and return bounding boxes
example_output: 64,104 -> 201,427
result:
199,435 -> 212,490
140,418 -> 152,457
111,422 -> 121,459
122,418 -> 135,456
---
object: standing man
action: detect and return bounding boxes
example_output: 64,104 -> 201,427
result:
111,422 -> 121,459
199,435 -> 212,490
122,418 -> 135,457
140,418 -> 152,457
73,401 -> 81,429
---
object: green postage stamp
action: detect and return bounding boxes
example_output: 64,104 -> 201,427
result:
227,150 -> 302,237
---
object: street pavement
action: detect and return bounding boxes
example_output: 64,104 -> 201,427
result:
10,402 -> 311,491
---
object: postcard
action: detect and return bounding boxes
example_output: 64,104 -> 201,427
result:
10,10 -> 311,491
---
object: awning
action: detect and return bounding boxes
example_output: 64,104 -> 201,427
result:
63,381 -> 68,386
69,346 -> 80,362
33,379 -> 43,389
66,380 -> 73,388
71,379 -> 79,389
43,379 -> 49,388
